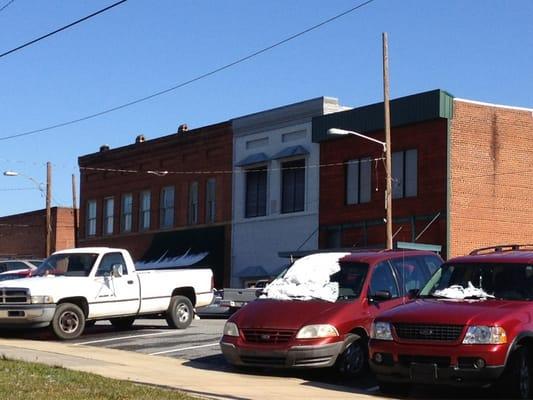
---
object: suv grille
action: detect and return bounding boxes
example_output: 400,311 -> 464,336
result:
394,323 -> 463,341
242,329 -> 295,344
0,288 -> 30,304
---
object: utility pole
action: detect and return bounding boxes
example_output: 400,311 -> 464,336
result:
72,174 -> 78,247
382,32 -> 393,250
45,161 -> 52,257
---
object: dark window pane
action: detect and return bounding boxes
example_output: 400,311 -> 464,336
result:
281,159 -> 305,213
405,149 -> 418,197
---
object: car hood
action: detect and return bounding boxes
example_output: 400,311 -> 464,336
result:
0,276 -> 87,296
378,298 -> 531,326
231,299 -> 348,330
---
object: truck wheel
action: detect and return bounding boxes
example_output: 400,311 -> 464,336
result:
110,317 -> 136,330
498,347 -> 531,399
378,380 -> 411,397
51,303 -> 85,340
166,295 -> 193,329
335,334 -> 368,378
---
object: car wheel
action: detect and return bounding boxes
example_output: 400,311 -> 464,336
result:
378,380 -> 411,397
110,316 -> 136,330
336,334 -> 368,378
498,347 -> 531,399
166,295 -> 193,329
51,303 -> 85,340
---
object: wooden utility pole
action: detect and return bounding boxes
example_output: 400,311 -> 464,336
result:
72,174 -> 78,247
45,161 -> 52,257
382,32 -> 393,250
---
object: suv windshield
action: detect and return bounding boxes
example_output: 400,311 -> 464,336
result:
33,253 -> 98,277
331,262 -> 369,301
420,263 -> 533,301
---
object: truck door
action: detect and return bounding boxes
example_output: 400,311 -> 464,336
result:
90,252 -> 140,317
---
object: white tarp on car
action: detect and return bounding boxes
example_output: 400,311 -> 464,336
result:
262,252 -> 350,302
434,281 -> 494,300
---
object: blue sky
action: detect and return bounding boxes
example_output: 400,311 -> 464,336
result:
0,0 -> 532,216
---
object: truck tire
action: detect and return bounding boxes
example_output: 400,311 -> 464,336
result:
110,316 -> 136,330
166,295 -> 193,329
51,302 -> 85,340
335,333 -> 368,378
497,347 -> 531,399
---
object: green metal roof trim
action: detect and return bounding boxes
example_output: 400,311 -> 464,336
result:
312,89 -> 454,142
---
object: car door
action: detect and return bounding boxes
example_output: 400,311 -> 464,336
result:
366,261 -> 405,319
90,252 -> 140,318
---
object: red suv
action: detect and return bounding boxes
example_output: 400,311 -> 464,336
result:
369,245 -> 533,398
220,250 -> 442,377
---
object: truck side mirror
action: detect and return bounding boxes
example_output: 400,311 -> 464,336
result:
407,288 -> 420,299
112,264 -> 123,278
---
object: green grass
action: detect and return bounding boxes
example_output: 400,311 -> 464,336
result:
0,358 -> 200,400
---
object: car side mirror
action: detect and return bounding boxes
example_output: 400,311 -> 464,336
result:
112,264 -> 123,278
369,290 -> 392,302
407,288 -> 420,299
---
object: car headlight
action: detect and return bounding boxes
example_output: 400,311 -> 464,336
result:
30,295 -> 54,304
462,326 -> 507,344
296,324 -> 339,339
370,322 -> 393,341
223,321 -> 239,337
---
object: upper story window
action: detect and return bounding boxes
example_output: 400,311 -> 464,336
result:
346,157 -> 371,205
160,186 -> 174,228
139,190 -> 151,231
281,159 -> 305,214
245,166 -> 267,218
121,193 -> 133,233
188,181 -> 199,225
103,197 -> 114,235
392,149 -> 418,199
206,178 -> 216,224
86,200 -> 97,237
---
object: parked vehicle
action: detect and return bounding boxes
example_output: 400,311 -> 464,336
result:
220,281 -> 269,309
0,247 -> 213,340
220,250 -> 443,377
0,259 -> 42,281
369,244 -> 533,398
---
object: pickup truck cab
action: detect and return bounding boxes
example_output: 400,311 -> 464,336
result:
369,244 -> 533,398
220,250 -> 442,377
0,247 -> 213,340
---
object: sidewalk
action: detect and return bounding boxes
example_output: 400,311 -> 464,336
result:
0,339 -> 377,400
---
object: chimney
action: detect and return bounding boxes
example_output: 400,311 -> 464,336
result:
177,123 -> 188,133
135,134 -> 145,143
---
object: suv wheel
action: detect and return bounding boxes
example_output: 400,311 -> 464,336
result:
336,334 -> 368,378
499,347 -> 531,399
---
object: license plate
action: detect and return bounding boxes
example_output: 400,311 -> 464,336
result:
409,362 -> 438,382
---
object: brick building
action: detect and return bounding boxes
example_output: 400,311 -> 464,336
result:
78,122 -> 233,287
0,207 -> 76,259
313,89 -> 533,258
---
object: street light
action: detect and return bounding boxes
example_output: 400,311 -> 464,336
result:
3,162 -> 52,256
327,127 -> 393,250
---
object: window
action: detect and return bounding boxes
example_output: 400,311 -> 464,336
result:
392,149 -> 418,199
103,197 -> 114,235
139,190 -> 151,231
390,256 -> 431,294
87,200 -> 97,236
369,261 -> 399,298
245,166 -> 267,218
188,181 -> 199,225
206,178 -> 216,223
346,157 -> 371,205
281,159 -> 305,213
121,193 -> 133,233
160,186 -> 174,228
95,252 -> 128,277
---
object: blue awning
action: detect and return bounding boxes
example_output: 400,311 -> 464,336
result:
236,265 -> 269,278
271,145 -> 309,160
236,152 -> 269,167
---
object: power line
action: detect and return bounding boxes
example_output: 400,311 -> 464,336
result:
0,0 -> 376,142
0,0 -> 15,14
0,0 -> 127,59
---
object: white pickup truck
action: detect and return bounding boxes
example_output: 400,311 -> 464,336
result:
0,247 -> 214,340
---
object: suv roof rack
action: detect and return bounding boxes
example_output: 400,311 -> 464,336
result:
469,244 -> 533,255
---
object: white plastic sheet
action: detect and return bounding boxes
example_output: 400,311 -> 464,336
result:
262,252 -> 350,302
434,281 -> 494,300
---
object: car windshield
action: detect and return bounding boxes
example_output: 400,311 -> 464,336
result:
420,263 -> 533,301
331,262 -> 369,301
33,253 -> 98,277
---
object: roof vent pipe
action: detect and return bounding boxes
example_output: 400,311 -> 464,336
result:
135,134 -> 145,143
178,123 -> 188,133
99,144 -> 110,152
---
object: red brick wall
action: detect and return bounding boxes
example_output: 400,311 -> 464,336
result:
449,100 -> 533,257
319,119 -> 448,251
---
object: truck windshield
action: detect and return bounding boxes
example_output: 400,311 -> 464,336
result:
33,253 -> 98,277
420,263 -> 533,301
331,262 -> 369,301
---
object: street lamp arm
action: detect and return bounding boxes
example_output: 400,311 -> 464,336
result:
327,128 -> 387,151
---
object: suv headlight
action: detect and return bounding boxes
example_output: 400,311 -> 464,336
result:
371,322 -> 393,341
296,324 -> 339,339
30,295 -> 54,304
223,321 -> 239,337
462,326 -> 507,344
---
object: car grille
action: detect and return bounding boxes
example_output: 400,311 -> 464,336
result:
0,288 -> 30,304
394,323 -> 463,342
399,355 -> 451,368
242,329 -> 295,344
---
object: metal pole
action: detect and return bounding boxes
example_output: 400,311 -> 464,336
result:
45,161 -> 52,256
383,32 -> 393,250
72,174 -> 78,247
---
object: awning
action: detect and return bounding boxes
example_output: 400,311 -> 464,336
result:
271,145 -> 309,160
235,152 -> 269,167
236,265 -> 269,278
